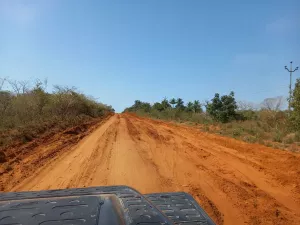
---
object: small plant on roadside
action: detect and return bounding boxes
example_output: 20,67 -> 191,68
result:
265,142 -> 272,147
232,128 -> 242,137
295,132 -> 300,142
243,135 -> 257,143
272,130 -> 283,143
284,136 -> 294,144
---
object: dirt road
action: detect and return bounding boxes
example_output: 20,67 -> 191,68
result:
4,114 -> 300,224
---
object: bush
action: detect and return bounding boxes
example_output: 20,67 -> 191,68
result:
295,132 -> 300,142
290,79 -> 300,131
124,94 -> 299,151
232,128 -> 242,137
124,98 -> 207,124
243,135 -> 257,143
272,130 -> 283,143
0,78 -> 114,148
239,110 -> 258,120
284,136 -> 294,144
206,91 -> 238,123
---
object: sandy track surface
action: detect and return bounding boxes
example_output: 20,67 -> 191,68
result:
5,114 -> 300,224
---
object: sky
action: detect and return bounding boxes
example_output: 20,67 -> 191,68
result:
0,0 -> 299,112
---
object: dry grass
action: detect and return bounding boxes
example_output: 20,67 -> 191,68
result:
136,108 -> 299,151
0,79 -> 114,150
200,112 -> 300,151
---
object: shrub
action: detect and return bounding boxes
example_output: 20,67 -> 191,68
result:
124,98 -> 206,124
124,94 -> 299,151
272,130 -> 283,143
290,79 -> 300,131
242,135 -> 257,143
232,128 -> 242,137
0,78 -> 114,148
295,132 -> 300,142
206,91 -> 238,123
284,136 -> 294,144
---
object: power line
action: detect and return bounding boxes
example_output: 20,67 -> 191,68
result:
285,61 -> 298,111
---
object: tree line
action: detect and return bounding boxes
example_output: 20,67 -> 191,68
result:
125,78 -> 300,133
125,98 -> 202,113
0,78 -> 114,148
124,92 -> 239,123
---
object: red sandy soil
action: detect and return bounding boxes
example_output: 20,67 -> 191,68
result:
1,113 -> 300,225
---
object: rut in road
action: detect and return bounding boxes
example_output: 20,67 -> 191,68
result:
8,114 -> 300,225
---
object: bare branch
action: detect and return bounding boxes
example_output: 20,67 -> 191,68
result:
19,80 -> 30,94
237,101 -> 255,111
7,79 -> 31,95
0,77 -> 7,90
261,96 -> 284,111
8,79 -> 22,95
44,78 -> 48,90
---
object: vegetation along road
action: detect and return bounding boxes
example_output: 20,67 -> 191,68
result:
1,113 -> 299,225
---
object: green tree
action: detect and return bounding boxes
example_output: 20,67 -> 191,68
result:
132,100 -> 142,110
143,103 -> 151,112
153,102 -> 164,112
125,100 -> 151,112
206,91 -> 237,123
290,79 -> 300,131
169,98 -> 176,108
186,101 -> 194,112
161,97 -> 171,110
193,100 -> 202,113
175,98 -> 185,110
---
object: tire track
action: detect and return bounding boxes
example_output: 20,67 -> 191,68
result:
8,113 -> 300,225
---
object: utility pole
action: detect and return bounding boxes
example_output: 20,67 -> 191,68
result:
285,61 -> 298,112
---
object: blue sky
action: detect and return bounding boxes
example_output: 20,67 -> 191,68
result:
0,0 -> 299,112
